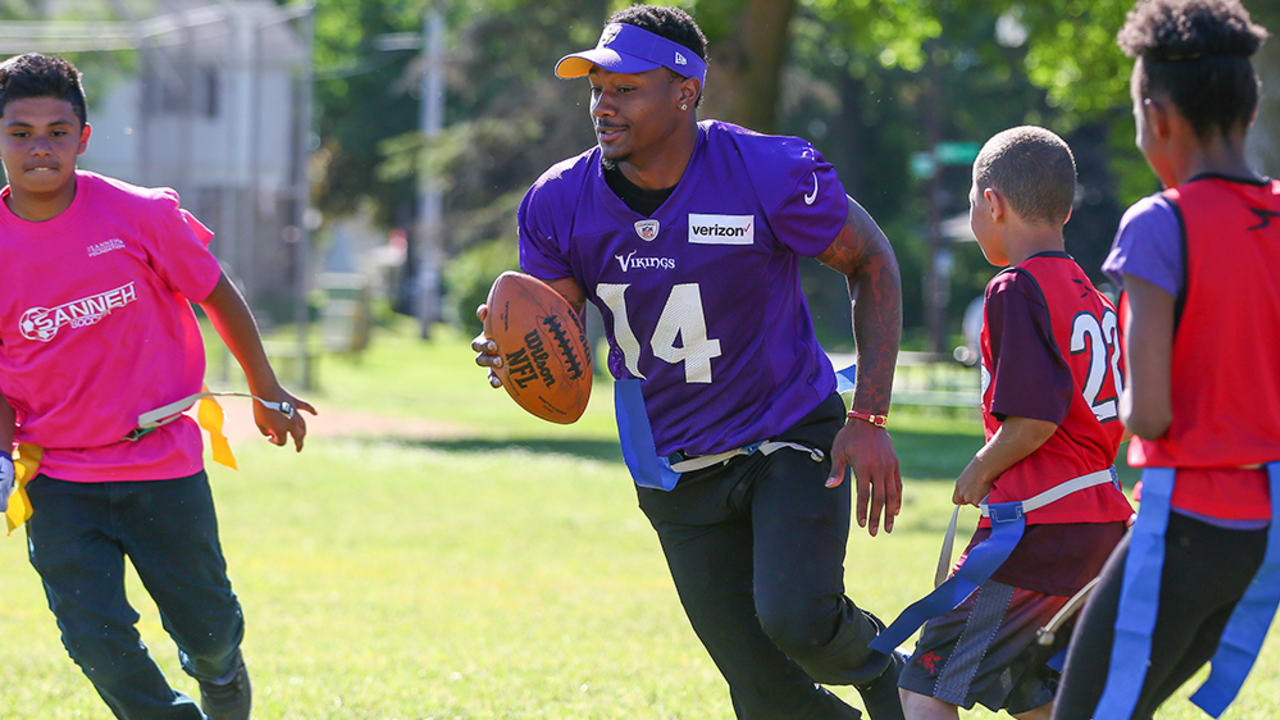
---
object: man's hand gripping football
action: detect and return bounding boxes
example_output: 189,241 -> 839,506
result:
472,304 -> 504,389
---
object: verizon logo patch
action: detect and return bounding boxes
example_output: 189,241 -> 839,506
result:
688,213 -> 754,245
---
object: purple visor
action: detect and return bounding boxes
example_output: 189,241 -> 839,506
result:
555,23 -> 706,85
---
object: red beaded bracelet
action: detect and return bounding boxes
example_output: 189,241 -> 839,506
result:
847,410 -> 888,428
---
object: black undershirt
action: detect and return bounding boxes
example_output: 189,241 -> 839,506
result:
604,164 -> 675,217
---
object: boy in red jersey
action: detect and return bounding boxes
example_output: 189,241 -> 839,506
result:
0,53 -> 315,720
1052,2 -> 1277,719
893,126 -> 1132,720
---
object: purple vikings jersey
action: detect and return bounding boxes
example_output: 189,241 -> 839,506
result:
518,120 -> 847,456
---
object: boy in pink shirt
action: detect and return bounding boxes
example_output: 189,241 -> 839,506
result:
0,53 -> 315,720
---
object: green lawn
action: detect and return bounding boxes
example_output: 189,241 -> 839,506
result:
1,322 -> 1275,718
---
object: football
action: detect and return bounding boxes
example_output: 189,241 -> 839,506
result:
484,271 -> 592,423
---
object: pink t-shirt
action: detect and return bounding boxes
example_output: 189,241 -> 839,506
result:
0,170 -> 223,482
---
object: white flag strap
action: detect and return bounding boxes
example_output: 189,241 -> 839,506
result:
979,467 -> 1118,518
136,391 -> 295,430
667,441 -> 825,474
934,506 -> 962,588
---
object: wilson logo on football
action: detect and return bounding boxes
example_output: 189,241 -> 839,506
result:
504,315 -> 586,390
20,282 -> 138,342
506,328 -> 558,390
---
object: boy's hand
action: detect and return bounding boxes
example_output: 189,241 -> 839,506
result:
953,462 -> 994,507
952,417 -> 1057,507
827,421 -> 902,536
471,304 -> 503,389
0,451 -> 12,513
253,386 -> 317,451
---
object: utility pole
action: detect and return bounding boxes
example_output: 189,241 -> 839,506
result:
924,43 -> 947,356
294,4 -> 316,389
416,10 -> 445,338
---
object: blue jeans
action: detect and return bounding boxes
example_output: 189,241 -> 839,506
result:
26,471 -> 244,720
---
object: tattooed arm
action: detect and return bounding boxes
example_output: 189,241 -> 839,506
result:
816,195 -> 904,535
818,197 -> 903,415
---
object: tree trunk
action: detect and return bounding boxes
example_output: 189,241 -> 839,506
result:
702,0 -> 797,133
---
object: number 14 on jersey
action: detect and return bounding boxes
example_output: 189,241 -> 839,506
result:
597,282 -> 722,384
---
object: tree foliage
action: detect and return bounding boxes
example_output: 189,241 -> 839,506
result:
308,0 -> 1278,343
311,0 -> 426,228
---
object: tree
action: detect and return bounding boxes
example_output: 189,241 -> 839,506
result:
692,0 -> 799,132
311,0 -> 425,229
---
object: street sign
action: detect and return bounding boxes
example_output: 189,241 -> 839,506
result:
910,142 -> 980,179
909,152 -> 937,180
934,141 -> 981,165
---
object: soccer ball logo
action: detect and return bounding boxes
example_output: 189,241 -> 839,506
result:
20,307 -> 56,342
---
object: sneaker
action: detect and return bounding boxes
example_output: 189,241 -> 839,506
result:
199,654 -> 252,720
854,613 -> 907,720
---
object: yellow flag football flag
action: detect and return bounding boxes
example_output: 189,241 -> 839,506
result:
198,385 -> 238,471
6,442 -> 43,535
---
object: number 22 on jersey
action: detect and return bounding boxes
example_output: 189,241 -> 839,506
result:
1071,308 -> 1124,422
597,283 -> 722,383
979,306 -> 1123,423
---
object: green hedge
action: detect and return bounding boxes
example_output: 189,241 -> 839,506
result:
442,237 -> 519,333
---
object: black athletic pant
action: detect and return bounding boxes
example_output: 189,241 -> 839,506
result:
1052,512 -> 1268,720
637,394 -> 889,720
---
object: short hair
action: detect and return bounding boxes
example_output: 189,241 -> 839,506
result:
0,53 -> 87,126
607,5 -> 707,61
973,126 -> 1077,225
1117,0 -> 1268,141
607,5 -> 708,106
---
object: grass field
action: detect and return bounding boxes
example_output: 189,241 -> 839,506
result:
1,321 -> 1276,719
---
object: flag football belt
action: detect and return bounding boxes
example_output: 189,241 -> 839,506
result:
869,466 -> 1120,656
615,379 -> 825,491
128,391 -> 295,441
613,363 -> 857,492
1096,462 -> 1280,719
5,387 -> 294,535
667,442 -> 825,474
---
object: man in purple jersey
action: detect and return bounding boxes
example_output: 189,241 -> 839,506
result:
473,6 -> 906,718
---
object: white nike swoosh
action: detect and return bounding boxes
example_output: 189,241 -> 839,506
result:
804,172 -> 818,205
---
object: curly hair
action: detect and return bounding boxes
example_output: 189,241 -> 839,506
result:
0,53 -> 87,126
974,126 -> 1077,226
1117,0 -> 1269,140
607,5 -> 707,61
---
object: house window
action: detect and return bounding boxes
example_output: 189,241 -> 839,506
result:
144,65 -> 219,118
